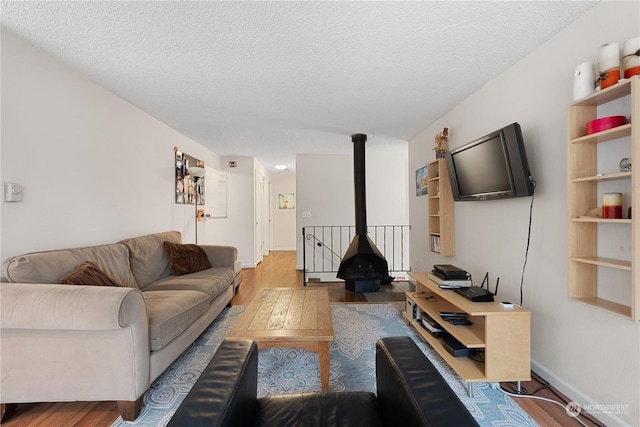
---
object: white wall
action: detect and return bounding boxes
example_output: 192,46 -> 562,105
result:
296,152 -> 409,271
197,156 -> 257,268
408,2 -> 639,425
271,173 -> 296,250
0,29 -> 245,263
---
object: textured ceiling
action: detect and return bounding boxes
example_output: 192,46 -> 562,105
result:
1,1 -> 598,173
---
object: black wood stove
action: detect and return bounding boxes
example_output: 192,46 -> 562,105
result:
337,134 -> 390,292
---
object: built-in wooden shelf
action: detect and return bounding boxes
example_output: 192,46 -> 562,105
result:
428,159 -> 455,256
567,76 -> 639,322
570,171 -> 631,183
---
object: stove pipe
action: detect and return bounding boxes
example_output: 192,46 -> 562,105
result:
337,134 -> 390,292
353,134 -> 368,235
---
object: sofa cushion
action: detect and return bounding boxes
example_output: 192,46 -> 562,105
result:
143,290 -> 211,351
163,242 -> 212,276
60,261 -> 123,287
119,231 -> 182,289
2,243 -> 138,288
143,267 -> 234,299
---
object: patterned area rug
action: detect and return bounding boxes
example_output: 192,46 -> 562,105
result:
112,303 -> 538,427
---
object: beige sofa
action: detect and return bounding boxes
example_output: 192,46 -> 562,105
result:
0,231 -> 241,421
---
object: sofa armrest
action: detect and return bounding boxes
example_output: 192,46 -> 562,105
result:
199,245 -> 237,269
375,337 -> 479,427
1,283 -> 146,330
1,283 -> 150,404
168,339 -> 257,427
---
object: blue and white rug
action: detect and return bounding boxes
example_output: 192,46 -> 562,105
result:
113,303 -> 538,427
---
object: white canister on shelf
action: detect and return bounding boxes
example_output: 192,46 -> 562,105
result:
598,42 -> 621,89
573,61 -> 595,100
599,42 -> 620,71
623,36 -> 640,78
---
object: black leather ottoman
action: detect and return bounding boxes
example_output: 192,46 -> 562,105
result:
168,336 -> 478,427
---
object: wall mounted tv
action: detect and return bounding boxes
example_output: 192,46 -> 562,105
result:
445,123 -> 534,201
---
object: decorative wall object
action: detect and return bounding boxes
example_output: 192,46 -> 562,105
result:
433,128 -> 448,158
174,148 -> 205,205
415,165 -> 428,196
620,157 -> 632,172
279,193 -> 295,209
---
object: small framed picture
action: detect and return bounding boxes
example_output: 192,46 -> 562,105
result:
279,193 -> 295,209
416,166 -> 428,196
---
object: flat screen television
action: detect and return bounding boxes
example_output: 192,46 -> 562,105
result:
445,123 -> 534,201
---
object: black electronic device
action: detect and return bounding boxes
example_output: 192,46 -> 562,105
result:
438,311 -> 468,318
432,264 -> 469,281
455,272 -> 499,302
439,280 -> 472,289
442,335 -> 477,357
407,299 -> 421,321
445,122 -> 534,201
419,314 -> 448,338
455,286 -> 495,302
447,318 -> 473,326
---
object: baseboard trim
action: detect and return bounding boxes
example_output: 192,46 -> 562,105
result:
530,359 -> 630,427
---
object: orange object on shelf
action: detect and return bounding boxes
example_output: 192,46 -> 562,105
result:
600,68 -> 621,90
625,65 -> 640,79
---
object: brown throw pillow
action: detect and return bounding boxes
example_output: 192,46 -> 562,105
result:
163,241 -> 212,276
61,261 -> 123,287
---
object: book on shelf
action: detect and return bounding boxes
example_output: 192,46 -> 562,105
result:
431,235 -> 440,253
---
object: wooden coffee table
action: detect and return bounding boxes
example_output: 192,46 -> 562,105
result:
227,287 -> 334,391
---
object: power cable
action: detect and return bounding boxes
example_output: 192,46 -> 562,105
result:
519,178 -> 536,305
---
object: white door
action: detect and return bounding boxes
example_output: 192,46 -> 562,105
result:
254,169 -> 264,265
262,175 -> 270,256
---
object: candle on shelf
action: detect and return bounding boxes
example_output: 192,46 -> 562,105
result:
602,193 -> 623,219
623,36 -> 640,79
599,42 -> 621,90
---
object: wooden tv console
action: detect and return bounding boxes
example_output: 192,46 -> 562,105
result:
404,272 -> 530,384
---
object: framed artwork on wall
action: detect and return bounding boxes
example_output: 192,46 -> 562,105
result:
175,148 -> 205,205
279,193 -> 295,209
416,165 -> 428,196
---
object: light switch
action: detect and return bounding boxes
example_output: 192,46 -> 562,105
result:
302,211 -> 311,218
3,182 -> 22,202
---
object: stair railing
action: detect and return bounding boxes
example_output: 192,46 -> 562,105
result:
302,225 -> 410,284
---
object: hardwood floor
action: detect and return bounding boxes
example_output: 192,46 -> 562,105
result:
2,251 -> 604,427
